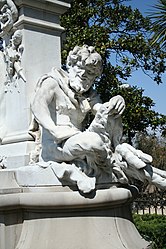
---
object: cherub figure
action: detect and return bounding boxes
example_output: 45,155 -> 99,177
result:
4,29 -> 26,88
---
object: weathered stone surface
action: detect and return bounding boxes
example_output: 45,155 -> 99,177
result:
0,182 -> 151,249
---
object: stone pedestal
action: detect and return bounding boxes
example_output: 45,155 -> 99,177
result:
0,169 -> 151,249
0,0 -> 71,168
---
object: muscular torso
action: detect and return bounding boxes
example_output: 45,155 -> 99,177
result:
32,68 -> 101,161
49,96 -> 88,131
46,68 -> 100,131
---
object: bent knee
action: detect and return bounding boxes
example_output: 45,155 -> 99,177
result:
80,132 -> 105,150
63,131 -> 105,152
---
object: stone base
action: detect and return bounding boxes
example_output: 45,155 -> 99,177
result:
0,141 -> 35,168
0,170 -> 151,249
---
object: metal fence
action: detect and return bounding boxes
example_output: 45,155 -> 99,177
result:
133,191 -> 166,215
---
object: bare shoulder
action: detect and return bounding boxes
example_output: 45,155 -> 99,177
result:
37,76 -> 61,98
38,77 -> 59,91
32,77 -> 60,107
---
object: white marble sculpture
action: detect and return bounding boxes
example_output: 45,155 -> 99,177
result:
4,29 -> 26,88
30,45 -> 166,193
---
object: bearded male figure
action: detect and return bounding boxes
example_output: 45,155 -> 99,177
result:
31,45 -> 166,189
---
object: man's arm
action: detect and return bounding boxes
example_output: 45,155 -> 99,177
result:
89,94 -> 125,148
92,95 -> 125,117
31,78 -> 80,143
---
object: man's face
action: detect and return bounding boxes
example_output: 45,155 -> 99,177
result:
68,62 -> 98,94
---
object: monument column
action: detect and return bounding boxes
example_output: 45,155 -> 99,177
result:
0,0 -> 71,167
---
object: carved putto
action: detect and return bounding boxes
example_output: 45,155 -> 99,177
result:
4,29 -> 26,88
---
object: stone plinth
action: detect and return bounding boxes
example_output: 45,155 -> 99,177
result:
0,170 -> 151,249
0,0 -> 71,168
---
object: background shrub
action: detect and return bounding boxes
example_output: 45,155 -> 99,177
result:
133,214 -> 166,249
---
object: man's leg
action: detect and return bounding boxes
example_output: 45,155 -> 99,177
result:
55,131 -> 108,163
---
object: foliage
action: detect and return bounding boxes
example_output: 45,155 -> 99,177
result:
136,133 -> 166,170
61,0 -> 166,141
133,214 -> 166,249
61,0 -> 166,84
105,84 -> 166,144
148,0 -> 166,50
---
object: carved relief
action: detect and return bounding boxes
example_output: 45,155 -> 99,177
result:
4,29 -> 26,90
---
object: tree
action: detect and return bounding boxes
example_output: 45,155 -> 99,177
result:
148,0 -> 166,50
111,85 -> 166,144
61,0 -> 165,84
136,133 -> 166,171
61,0 -> 166,142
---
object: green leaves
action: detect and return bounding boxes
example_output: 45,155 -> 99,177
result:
148,0 -> 166,50
136,133 -> 166,171
61,0 -> 165,83
133,214 -> 166,249
61,0 -> 166,141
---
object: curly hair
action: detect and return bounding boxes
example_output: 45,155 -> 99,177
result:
66,45 -> 103,77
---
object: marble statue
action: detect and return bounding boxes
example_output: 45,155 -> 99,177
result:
31,45 -> 166,193
4,29 -> 26,88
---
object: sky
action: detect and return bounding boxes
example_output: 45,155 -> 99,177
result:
124,0 -> 166,115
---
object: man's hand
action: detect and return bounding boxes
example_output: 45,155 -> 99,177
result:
107,95 -> 125,117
